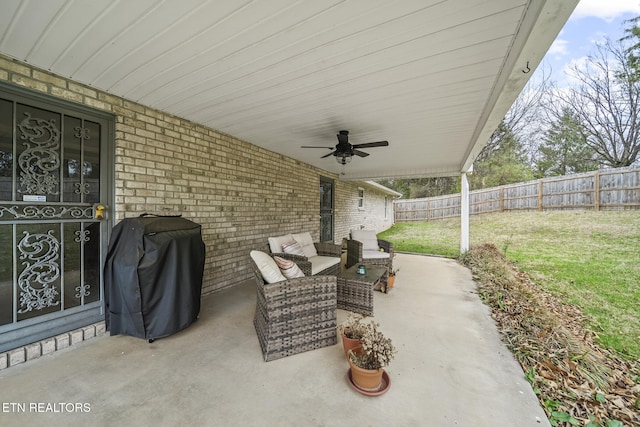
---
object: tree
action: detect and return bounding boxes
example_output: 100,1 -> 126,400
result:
481,65 -> 553,166
375,177 -> 459,199
536,108 -> 598,177
554,38 -> 640,168
622,15 -> 640,82
468,121 -> 534,189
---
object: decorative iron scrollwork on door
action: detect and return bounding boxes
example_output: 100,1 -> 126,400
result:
74,182 -> 90,195
17,230 -> 61,313
0,205 -> 93,220
17,112 -> 61,195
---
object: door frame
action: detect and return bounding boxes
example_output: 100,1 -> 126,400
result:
0,82 -> 115,352
319,176 -> 334,242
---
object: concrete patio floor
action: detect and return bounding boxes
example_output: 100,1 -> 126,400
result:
0,253 -> 549,427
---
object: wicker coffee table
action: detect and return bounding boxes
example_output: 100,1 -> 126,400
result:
337,265 -> 387,315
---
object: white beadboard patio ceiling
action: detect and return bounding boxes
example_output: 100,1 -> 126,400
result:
0,0 -> 577,181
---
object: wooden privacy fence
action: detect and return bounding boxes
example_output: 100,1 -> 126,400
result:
394,167 -> 640,222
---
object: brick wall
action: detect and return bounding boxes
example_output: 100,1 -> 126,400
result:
0,54 -> 396,296
334,181 -> 395,240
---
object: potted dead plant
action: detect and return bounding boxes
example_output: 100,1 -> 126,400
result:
337,313 -> 369,357
347,320 -> 396,392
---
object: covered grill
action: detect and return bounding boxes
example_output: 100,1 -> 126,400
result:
104,215 -> 205,341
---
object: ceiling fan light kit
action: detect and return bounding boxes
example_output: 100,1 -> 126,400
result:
336,153 -> 352,164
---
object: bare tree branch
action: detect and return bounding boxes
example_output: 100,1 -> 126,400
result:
554,38 -> 640,168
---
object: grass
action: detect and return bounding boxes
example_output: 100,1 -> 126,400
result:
378,210 -> 640,361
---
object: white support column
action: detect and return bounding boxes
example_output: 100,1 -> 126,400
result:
460,172 -> 470,253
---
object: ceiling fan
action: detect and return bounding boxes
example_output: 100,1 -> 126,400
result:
302,130 -> 389,165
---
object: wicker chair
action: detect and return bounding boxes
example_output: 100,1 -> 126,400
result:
251,254 -> 337,362
345,230 -> 394,273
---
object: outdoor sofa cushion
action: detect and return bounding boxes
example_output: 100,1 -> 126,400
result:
282,241 -> 305,256
267,232 -> 341,276
307,256 -> 340,275
268,234 -> 295,254
292,232 -> 318,257
351,230 -> 391,260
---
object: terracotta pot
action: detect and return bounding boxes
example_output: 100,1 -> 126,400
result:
348,348 -> 384,392
341,327 -> 362,357
387,275 -> 395,290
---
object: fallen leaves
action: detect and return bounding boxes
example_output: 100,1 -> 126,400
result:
460,243 -> 640,426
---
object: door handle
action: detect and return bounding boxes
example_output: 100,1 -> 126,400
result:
93,204 -> 106,220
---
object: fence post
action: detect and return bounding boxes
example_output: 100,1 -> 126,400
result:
594,171 -> 600,211
500,188 -> 504,212
538,181 -> 543,211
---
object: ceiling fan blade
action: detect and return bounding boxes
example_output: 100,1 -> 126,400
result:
321,151 -> 336,158
301,146 -> 334,149
353,150 -> 369,157
352,141 -> 389,149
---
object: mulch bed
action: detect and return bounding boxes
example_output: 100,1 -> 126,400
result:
460,244 -> 640,427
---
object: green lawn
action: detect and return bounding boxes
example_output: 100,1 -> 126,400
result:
379,210 -> 640,361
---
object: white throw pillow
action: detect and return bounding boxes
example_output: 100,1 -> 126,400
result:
351,230 -> 380,251
292,232 -> 318,257
282,241 -> 305,256
250,251 -> 286,284
273,256 -> 305,279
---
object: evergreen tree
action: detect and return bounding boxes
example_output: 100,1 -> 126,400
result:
622,15 -> 640,82
468,121 -> 534,189
536,109 -> 598,177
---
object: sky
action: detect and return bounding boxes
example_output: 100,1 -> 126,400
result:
539,0 -> 640,85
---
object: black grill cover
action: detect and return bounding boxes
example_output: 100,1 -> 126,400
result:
104,215 -> 205,341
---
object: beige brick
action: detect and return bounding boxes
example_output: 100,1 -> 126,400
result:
82,325 -> 96,340
95,322 -> 106,336
0,353 -> 7,370
68,82 -> 97,98
33,70 -> 67,88
55,333 -> 70,350
25,343 -> 41,361
135,113 -> 156,125
113,105 -> 136,118
51,86 -> 84,103
123,133 -> 146,144
41,338 -> 56,355
8,348 -> 25,366
11,75 -> 48,93
84,96 -> 110,111
0,56 -> 31,75
98,92 -> 123,106
135,128 -> 156,139
69,329 -> 84,345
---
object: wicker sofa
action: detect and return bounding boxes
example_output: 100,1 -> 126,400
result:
250,250 -> 337,361
267,232 -> 341,276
